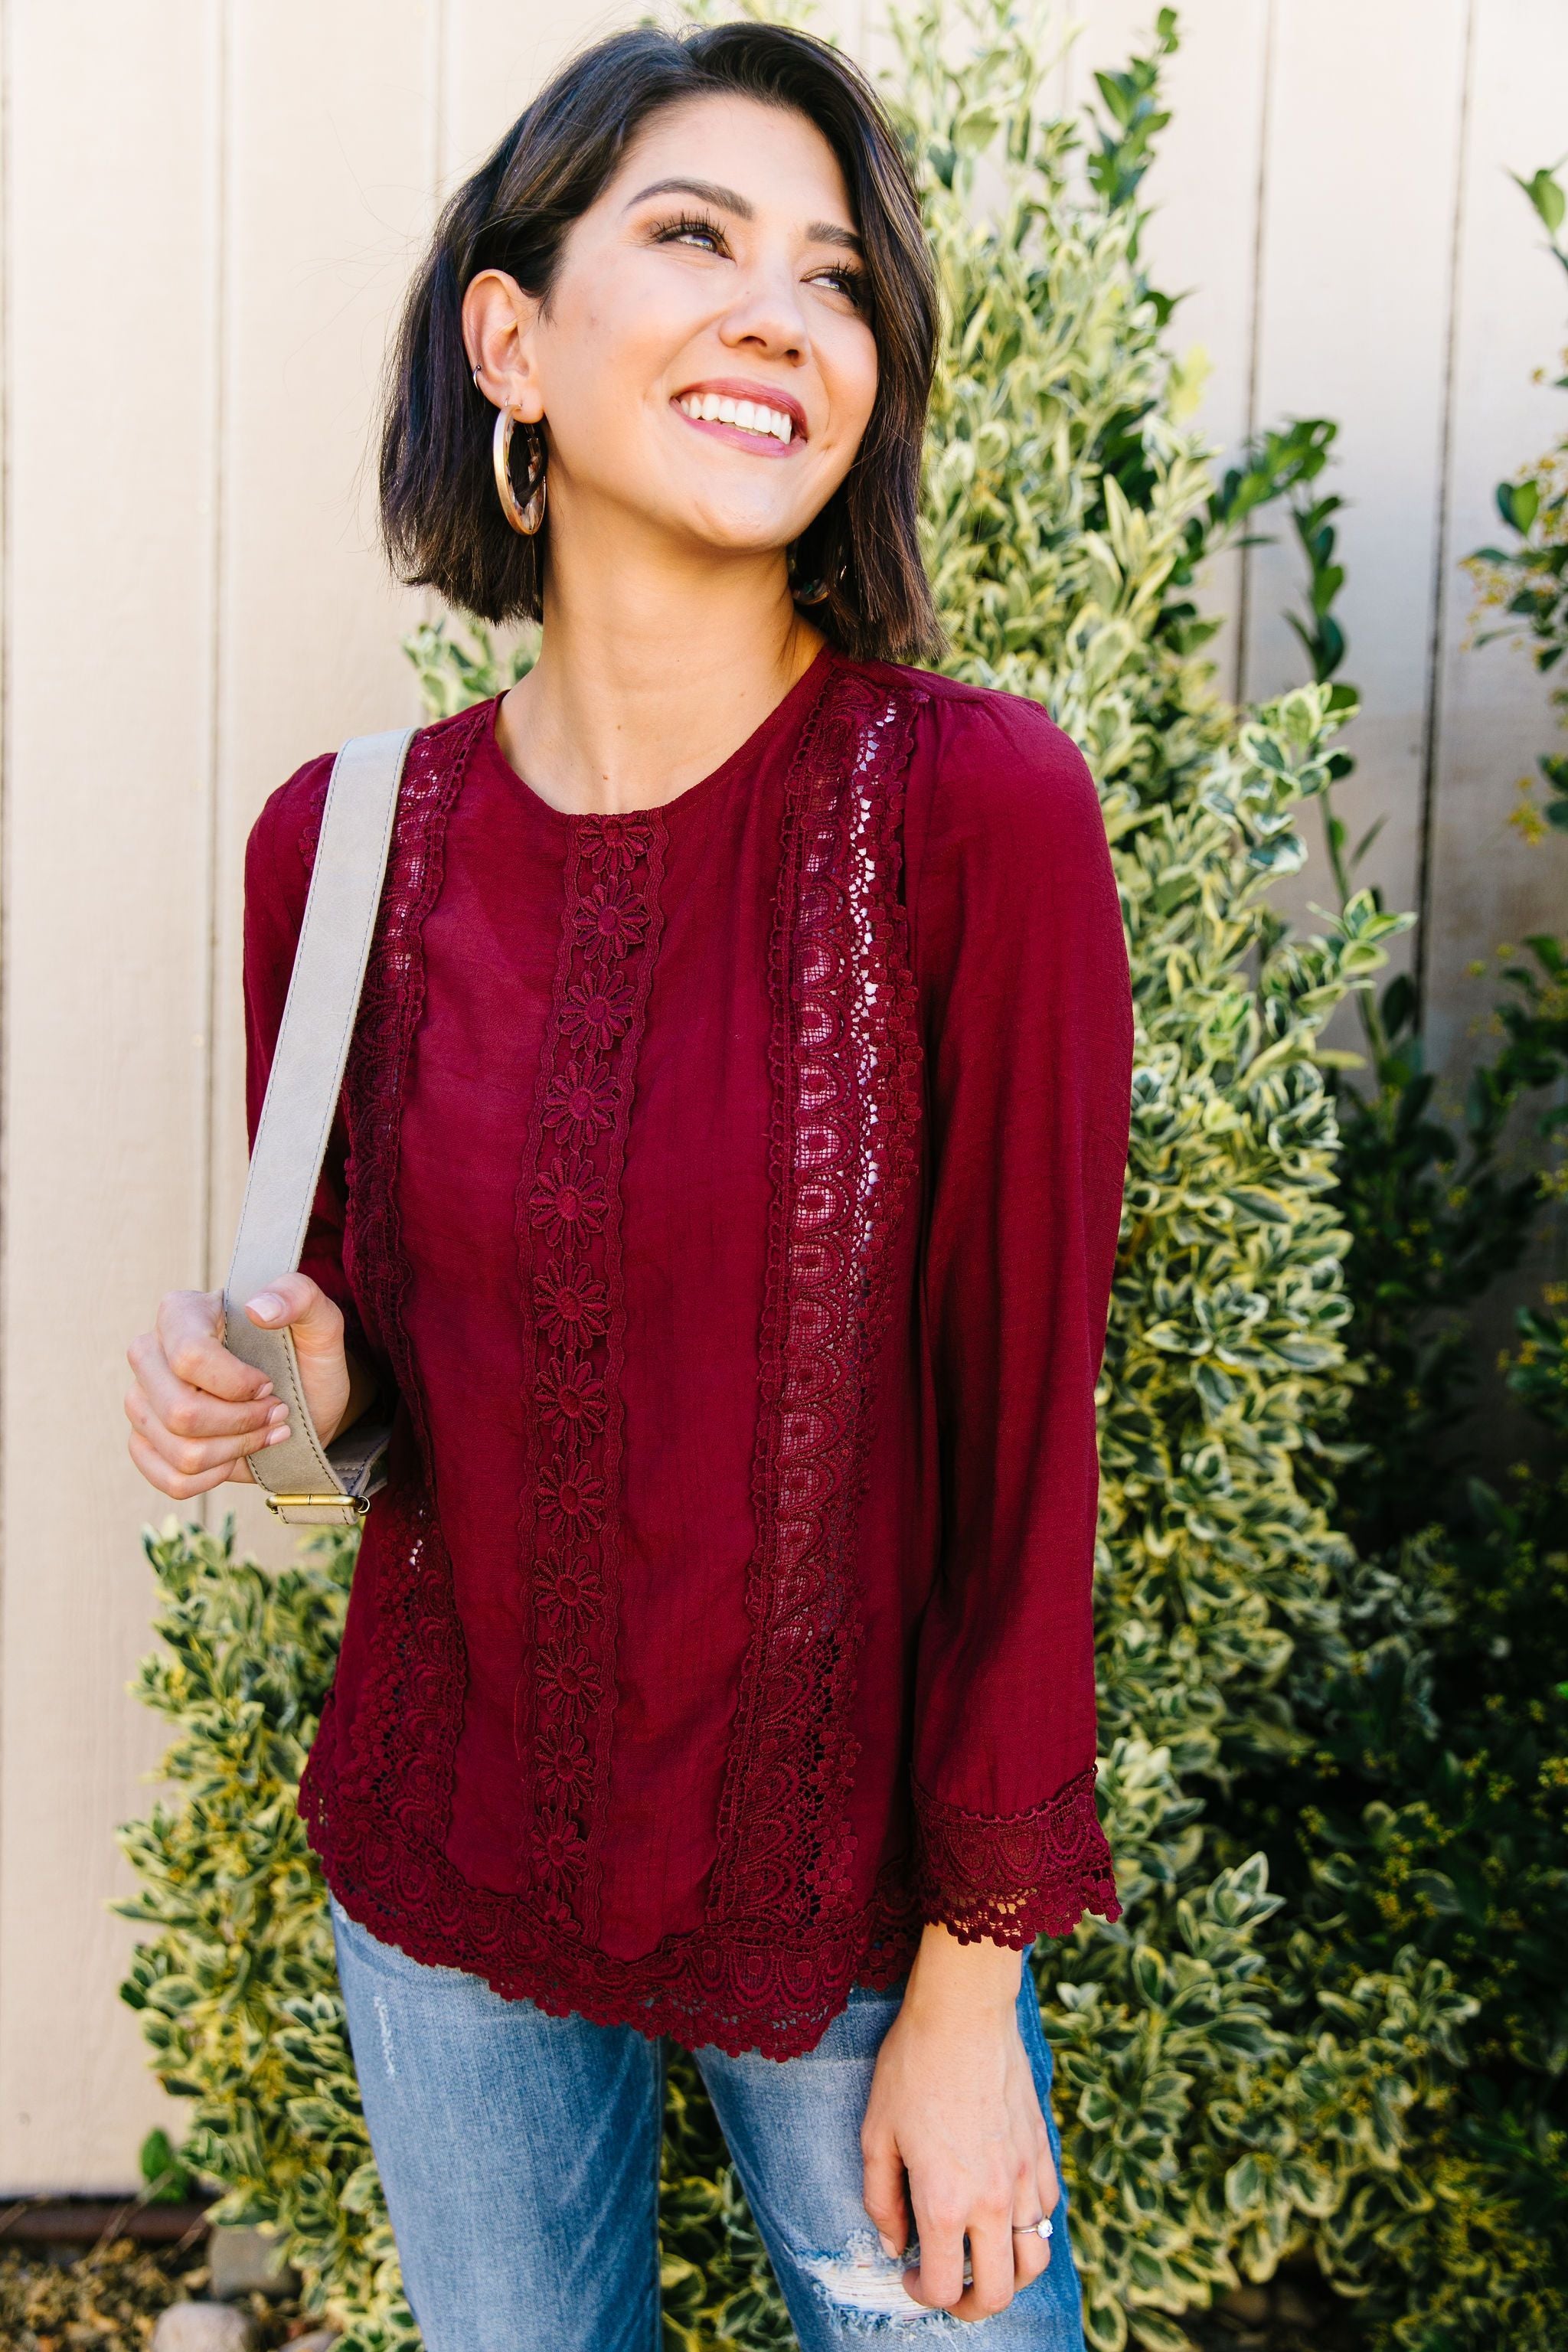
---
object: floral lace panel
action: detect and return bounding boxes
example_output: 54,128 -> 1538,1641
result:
328,708 -> 484,1847
913,1767 -> 1122,1948
513,812 -> 667,1942
707,669 -> 924,1932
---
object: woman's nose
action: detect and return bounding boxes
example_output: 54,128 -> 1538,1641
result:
716,270 -> 810,364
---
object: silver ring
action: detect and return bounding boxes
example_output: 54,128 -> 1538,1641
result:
1012,2216 -> 1053,2240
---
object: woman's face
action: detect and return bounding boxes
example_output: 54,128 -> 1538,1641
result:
469,93 -> 880,565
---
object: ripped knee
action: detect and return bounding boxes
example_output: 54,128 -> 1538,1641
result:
799,2229 -> 969,2333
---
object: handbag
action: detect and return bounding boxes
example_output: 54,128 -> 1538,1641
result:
222,728 -> 416,1527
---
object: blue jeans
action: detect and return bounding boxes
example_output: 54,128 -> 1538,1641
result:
330,1897 -> 1087,2352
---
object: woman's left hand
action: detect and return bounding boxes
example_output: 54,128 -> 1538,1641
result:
861,1922 -> 1060,2322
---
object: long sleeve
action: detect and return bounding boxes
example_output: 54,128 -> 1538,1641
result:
241,756 -> 387,1388
907,692 -> 1129,1945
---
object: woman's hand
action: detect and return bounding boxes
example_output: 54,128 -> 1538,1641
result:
861,1923 -> 1060,2322
125,1273 -> 357,1500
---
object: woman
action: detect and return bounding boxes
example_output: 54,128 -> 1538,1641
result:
125,21 -> 1130,2350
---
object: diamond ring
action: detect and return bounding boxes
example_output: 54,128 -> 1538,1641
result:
1012,2216 -> 1053,2240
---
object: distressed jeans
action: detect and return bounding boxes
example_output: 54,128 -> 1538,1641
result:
331,1896 -> 1087,2352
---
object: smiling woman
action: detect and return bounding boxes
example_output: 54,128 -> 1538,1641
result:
381,23 -> 941,665
122,19 -> 1129,2352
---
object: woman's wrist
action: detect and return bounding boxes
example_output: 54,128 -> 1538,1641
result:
900,1919 -> 1024,2020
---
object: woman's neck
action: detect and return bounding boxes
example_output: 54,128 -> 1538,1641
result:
495,527 -> 825,817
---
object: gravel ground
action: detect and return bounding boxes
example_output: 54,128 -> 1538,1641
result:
0,2240 -> 305,2352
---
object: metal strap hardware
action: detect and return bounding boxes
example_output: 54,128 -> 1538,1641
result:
223,728 -> 415,1529
265,1491 -> 371,1523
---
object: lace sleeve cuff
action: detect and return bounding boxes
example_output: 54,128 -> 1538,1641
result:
912,1766 -> 1122,1947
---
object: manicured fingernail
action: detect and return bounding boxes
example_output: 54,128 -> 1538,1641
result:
247,1292 -> 284,1322
256,1380 -> 275,1399
877,2235 -> 898,2259
266,1423 -> 291,1445
267,1401 -> 287,1424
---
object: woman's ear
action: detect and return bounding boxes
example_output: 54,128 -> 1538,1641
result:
463,268 -> 545,423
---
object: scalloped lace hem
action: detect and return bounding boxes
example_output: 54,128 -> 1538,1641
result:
912,1766 -> 1122,1948
302,1763 -> 923,2059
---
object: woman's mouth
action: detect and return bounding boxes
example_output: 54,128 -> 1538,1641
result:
671,387 -> 806,454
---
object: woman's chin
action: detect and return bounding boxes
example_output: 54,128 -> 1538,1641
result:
654,516 -> 801,568
637,476 -> 811,560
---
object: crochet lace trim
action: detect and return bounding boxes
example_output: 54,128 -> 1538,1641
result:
912,1766 -> 1122,1947
511,809 -> 666,1942
302,1757 -> 924,2056
706,665 -> 924,1929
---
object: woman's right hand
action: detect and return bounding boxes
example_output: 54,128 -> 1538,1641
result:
125,1272 -> 351,1501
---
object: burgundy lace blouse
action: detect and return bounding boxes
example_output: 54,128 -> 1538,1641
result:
243,648 -> 1131,2058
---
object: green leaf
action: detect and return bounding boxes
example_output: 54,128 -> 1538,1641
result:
1226,2154 -> 1267,2214
1497,477 -> 1540,533
1128,2311 -> 1195,2350
1514,164 -> 1567,237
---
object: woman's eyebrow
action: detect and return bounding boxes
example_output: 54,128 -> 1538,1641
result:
626,175 -> 863,253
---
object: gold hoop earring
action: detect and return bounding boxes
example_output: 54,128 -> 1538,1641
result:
788,518 -> 846,609
788,544 -> 834,605
492,409 -> 547,537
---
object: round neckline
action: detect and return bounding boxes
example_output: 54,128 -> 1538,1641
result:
473,644 -> 835,831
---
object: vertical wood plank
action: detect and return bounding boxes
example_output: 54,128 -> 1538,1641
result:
204,2 -> 443,1568
1424,0 -> 1568,1084
1243,0 -> 1471,978
0,0 -> 218,2188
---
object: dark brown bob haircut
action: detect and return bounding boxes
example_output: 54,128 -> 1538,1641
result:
380,21 -> 942,664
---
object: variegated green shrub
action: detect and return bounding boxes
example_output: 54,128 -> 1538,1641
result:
1249,162 -> 1568,2352
119,8 -> 1471,2349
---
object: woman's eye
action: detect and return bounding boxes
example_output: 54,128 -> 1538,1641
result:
652,214 -> 727,255
812,266 -> 868,309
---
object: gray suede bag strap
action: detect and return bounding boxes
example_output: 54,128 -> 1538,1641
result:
223,727 -> 415,1528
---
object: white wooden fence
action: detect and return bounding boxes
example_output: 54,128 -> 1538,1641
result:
2,0 -> 1563,2192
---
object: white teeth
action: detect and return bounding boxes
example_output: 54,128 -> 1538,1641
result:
681,394 -> 799,443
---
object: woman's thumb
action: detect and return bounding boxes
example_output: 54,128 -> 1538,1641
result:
244,1272 -> 343,1356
